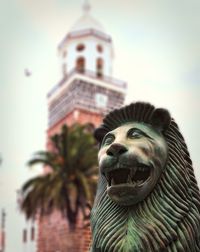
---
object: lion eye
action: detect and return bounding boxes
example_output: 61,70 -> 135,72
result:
128,128 -> 143,139
102,134 -> 115,146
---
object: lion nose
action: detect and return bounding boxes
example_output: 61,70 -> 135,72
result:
106,143 -> 128,157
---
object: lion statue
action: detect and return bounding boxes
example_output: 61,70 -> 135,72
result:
90,102 -> 200,252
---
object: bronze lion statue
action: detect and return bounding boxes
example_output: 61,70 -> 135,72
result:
90,102 -> 200,252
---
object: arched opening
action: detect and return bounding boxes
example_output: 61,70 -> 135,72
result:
97,44 -> 103,53
23,229 -> 27,243
76,57 -> 85,73
76,44 -> 85,52
96,58 -> 103,78
31,226 -> 35,241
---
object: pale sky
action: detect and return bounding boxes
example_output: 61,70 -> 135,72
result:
0,0 -> 200,251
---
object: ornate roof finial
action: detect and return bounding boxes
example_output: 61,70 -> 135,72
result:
82,0 -> 91,14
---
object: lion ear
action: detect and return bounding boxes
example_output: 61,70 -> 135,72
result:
150,108 -> 171,133
94,126 -> 108,143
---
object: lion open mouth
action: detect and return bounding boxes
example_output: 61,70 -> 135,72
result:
105,165 -> 151,187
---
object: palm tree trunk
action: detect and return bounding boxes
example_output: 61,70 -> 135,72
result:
65,193 -> 79,230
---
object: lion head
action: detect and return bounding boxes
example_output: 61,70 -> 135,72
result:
90,102 -> 200,252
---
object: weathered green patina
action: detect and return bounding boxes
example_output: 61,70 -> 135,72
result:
90,102 -> 200,252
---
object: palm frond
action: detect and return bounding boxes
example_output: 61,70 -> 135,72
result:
21,123 -> 98,227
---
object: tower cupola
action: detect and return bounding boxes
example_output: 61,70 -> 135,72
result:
58,0 -> 114,78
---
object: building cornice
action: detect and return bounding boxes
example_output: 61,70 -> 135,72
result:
47,69 -> 127,103
58,29 -> 112,50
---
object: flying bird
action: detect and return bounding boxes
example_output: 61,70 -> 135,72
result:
24,68 -> 32,77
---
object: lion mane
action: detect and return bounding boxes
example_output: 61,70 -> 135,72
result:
90,102 -> 200,252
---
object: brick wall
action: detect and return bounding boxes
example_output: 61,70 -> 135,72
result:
37,210 -> 91,252
47,109 -> 102,137
37,109 -> 101,252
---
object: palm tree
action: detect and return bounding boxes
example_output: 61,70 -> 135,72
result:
20,124 -> 98,229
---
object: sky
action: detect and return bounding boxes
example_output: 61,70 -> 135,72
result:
0,0 -> 200,251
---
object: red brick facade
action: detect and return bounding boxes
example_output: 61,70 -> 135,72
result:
37,109 -> 103,252
47,109 -> 102,138
37,211 -> 91,252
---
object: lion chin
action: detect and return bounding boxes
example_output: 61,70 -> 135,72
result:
90,102 -> 200,252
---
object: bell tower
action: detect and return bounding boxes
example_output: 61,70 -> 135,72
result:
47,1 -> 126,137
36,2 -> 127,252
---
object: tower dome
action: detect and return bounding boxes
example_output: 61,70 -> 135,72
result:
70,14 -> 105,33
70,1 -> 105,33
58,0 -> 114,78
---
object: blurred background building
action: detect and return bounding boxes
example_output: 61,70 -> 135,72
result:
0,209 -> 6,252
16,190 -> 38,252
